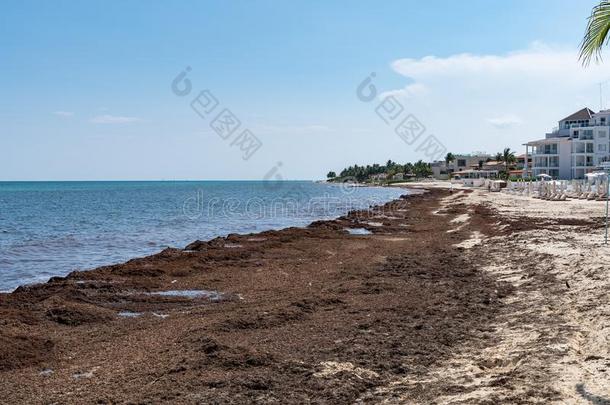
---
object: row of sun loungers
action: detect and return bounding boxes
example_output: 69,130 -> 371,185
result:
504,180 -> 609,201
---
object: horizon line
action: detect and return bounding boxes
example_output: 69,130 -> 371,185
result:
0,179 -> 321,183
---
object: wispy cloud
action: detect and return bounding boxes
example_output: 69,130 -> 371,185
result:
90,114 -> 142,124
487,114 -> 523,129
389,42 -> 606,81
53,111 -> 74,118
379,83 -> 428,100
385,42 -> 610,153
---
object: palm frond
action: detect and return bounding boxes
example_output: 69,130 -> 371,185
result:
580,1 -> 610,66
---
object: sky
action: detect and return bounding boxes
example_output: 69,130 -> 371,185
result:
0,0 -> 607,180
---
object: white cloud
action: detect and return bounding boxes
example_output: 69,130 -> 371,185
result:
384,42 -> 610,155
390,42 -> 604,82
379,83 -> 428,100
90,114 -> 142,124
53,111 -> 74,117
486,114 -> 523,129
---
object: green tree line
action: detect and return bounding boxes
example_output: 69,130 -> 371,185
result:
327,159 -> 432,182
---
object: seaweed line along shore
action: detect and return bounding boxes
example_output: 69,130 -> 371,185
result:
1,185 -> 608,403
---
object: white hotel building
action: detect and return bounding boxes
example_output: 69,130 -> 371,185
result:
525,108 -> 610,179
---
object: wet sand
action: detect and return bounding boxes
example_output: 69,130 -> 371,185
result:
0,187 -> 608,403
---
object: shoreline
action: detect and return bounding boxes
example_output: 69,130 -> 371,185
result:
1,181 -> 404,294
1,186 -> 609,403
2,188 -> 491,402
1,185 -> 416,297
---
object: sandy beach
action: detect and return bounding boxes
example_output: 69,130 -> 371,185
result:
1,186 -> 609,404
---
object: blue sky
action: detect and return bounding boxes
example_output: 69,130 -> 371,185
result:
0,0 -> 605,180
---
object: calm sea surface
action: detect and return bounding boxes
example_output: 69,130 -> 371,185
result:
0,181 -> 405,291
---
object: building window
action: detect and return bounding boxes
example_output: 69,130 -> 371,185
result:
534,157 -> 549,167
457,159 -> 466,167
587,143 -> 594,153
542,144 -> 558,154
573,142 -> 586,153
599,130 -> 607,138
599,144 -> 607,152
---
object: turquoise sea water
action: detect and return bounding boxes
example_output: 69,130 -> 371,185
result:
0,181 -> 404,291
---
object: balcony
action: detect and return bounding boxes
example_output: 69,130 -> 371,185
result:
571,139 -> 594,153
561,122 -> 610,128
567,123 -> 594,128
573,158 -> 595,167
532,146 -> 558,155
547,128 -> 571,137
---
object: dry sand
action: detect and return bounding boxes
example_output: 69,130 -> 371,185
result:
389,182 -> 610,404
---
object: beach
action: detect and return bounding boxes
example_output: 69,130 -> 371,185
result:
1,186 -> 609,403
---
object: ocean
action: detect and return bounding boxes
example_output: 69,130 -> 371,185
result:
0,181 -> 405,291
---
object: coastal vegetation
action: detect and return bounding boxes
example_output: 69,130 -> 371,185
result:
328,147 -> 518,183
444,152 -> 455,166
327,159 -> 432,183
498,147 -> 517,179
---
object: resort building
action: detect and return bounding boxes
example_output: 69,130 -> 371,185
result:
525,108 -> 610,179
481,160 -> 504,172
431,153 -> 492,179
510,154 -> 532,178
430,161 -> 449,179
452,169 -> 499,186
370,173 -> 388,181
449,154 -> 492,173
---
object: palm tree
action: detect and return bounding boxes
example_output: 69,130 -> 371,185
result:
494,152 -> 503,162
404,162 -> 414,175
501,147 -> 516,179
580,1 -> 610,65
413,160 -> 432,178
